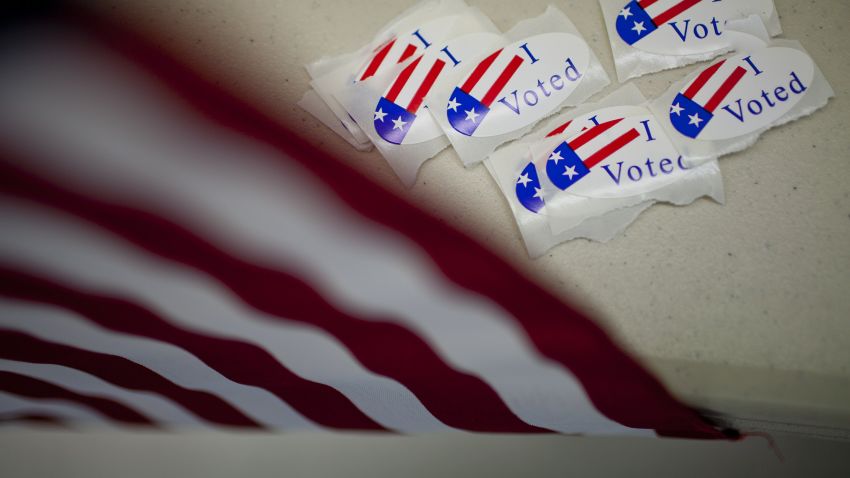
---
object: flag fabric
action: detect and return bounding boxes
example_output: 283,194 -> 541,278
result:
0,8 -> 731,439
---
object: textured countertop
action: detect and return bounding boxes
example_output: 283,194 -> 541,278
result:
90,0 -> 850,434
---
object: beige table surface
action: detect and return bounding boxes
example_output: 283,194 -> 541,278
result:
87,0 -> 850,436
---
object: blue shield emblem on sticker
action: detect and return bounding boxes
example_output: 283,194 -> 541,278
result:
616,0 -> 711,46
446,87 -> 491,137
374,56 -> 446,145
447,49 -> 525,137
545,142 -> 592,191
374,96 -> 416,145
515,162 -> 545,214
615,0 -> 658,45
669,93 -> 712,139
669,59 -> 748,139
545,119 -> 641,190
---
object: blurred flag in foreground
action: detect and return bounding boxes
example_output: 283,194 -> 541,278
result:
0,5 -> 731,439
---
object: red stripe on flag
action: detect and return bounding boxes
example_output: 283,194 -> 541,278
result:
652,0 -> 701,26
638,0 -> 659,8
0,371 -> 154,425
568,119 -> 624,151
0,329 -> 264,429
359,39 -> 396,81
0,267 -> 386,431
384,56 -> 421,103
460,49 -> 501,93
583,128 -> 641,169
546,120 -> 573,138
703,66 -> 747,113
480,55 -> 524,108
406,59 -> 445,114
683,59 -> 726,100
0,205 -> 547,434
397,43 -> 417,64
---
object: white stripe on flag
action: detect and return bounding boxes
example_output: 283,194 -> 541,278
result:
0,299 -> 320,431
0,201 -> 452,433
0,391 -> 113,427
0,359 -> 204,427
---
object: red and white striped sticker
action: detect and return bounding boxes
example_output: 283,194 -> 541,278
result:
608,0 -> 777,55
441,32 -> 591,138
533,106 -> 696,199
666,47 -> 815,141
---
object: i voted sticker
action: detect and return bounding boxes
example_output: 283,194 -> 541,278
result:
373,33 -> 499,145
445,33 -> 590,138
516,106 -> 693,213
615,0 -> 775,55
354,15 -> 464,83
668,47 -> 814,140
309,7 -> 485,148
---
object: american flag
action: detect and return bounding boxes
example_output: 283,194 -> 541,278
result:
0,7 -> 730,439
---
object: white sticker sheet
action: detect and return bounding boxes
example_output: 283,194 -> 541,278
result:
303,0 -> 474,148
487,84 -> 724,257
298,89 -> 373,152
599,0 -> 782,82
650,30 -> 835,166
426,5 -> 610,168
335,11 -> 502,186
